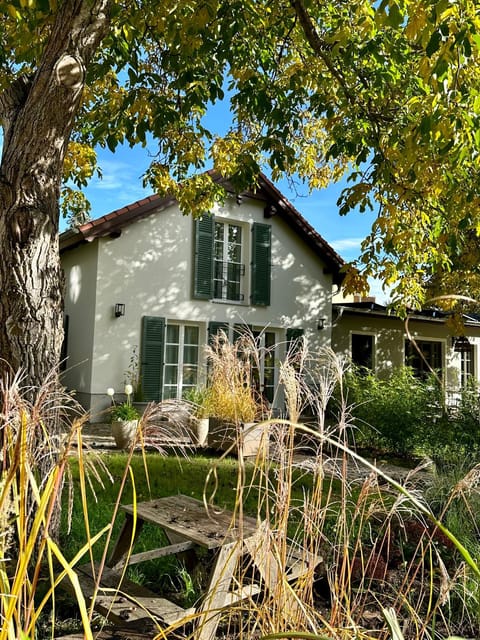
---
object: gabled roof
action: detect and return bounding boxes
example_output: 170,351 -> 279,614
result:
59,171 -> 345,284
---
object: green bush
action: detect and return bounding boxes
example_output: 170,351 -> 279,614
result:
342,366 -> 480,463
343,366 -> 445,457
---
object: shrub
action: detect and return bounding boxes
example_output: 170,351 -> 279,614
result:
343,366 -> 444,457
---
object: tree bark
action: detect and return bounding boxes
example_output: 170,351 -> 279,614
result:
0,0 -> 110,391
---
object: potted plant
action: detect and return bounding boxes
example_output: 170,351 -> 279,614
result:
205,332 -> 266,457
183,386 -> 211,446
107,385 -> 140,449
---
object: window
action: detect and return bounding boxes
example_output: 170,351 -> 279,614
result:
214,222 -> 244,301
163,324 -> 200,399
141,316 -> 200,401
405,339 -> 443,378
351,333 -> 374,371
249,330 -> 277,404
193,217 -> 271,306
208,323 -> 278,404
460,345 -> 474,387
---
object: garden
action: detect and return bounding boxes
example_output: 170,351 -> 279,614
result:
1,338 -> 480,640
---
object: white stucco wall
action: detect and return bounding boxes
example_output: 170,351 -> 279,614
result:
62,194 -> 335,416
61,241 -> 99,409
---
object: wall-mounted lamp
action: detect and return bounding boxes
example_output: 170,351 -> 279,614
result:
317,317 -> 327,330
114,303 -> 125,318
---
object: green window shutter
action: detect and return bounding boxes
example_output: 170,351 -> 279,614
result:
193,216 -> 214,299
251,222 -> 271,306
140,316 -> 166,402
208,321 -> 230,345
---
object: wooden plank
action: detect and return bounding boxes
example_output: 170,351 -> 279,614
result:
77,564 -> 195,626
285,547 -> 323,581
107,513 -> 145,568
223,583 -> 262,606
55,628 -> 156,640
62,570 -> 153,627
121,495 -> 258,550
125,540 -> 196,566
195,541 -> 241,640
244,521 -> 280,589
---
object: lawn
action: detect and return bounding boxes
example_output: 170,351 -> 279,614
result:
58,446 -> 480,639
61,450 -> 327,595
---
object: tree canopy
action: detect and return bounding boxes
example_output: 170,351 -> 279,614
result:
0,0 -> 479,383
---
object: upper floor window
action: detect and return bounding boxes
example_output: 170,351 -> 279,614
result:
214,222 -> 244,302
193,216 -> 271,306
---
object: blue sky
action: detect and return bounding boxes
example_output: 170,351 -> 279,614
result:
74,142 -> 386,299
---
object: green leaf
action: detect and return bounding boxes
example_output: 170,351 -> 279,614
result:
426,30 -> 441,57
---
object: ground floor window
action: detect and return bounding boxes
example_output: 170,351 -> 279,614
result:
251,330 -> 277,404
163,323 -> 200,399
223,326 -> 278,404
351,333 -> 374,371
460,345 -> 474,387
405,339 -> 443,379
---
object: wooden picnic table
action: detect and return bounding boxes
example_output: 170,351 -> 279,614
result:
107,494 -> 263,640
72,494 -> 321,640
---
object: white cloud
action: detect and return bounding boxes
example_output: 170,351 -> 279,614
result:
330,237 -> 364,252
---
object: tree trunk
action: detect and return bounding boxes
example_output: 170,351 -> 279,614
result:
0,0 -> 110,544
0,0 -> 110,390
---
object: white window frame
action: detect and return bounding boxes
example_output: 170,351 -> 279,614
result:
213,219 -> 247,304
163,322 -> 200,399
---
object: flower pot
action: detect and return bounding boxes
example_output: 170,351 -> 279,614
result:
111,419 -> 138,449
208,419 -> 266,457
193,417 -> 209,446
242,421 -> 266,458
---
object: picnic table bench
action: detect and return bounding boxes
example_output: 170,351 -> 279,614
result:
72,494 -> 321,640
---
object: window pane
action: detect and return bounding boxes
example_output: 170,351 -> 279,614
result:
184,346 -> 198,365
184,325 -> 199,344
183,365 -> 198,385
164,365 -> 178,385
214,241 -> 224,260
405,340 -> 443,379
163,386 -> 177,400
165,345 -> 179,363
228,242 -> 242,263
215,222 -> 224,241
352,334 -> 373,370
228,224 -> 241,244
166,324 -> 179,343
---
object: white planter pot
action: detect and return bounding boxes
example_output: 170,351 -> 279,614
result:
111,419 -> 138,449
208,420 -> 266,457
188,417 -> 209,446
195,417 -> 209,446
242,421 -> 265,457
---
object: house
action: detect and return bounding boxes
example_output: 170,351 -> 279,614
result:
331,298 -> 480,402
60,172 -> 344,419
